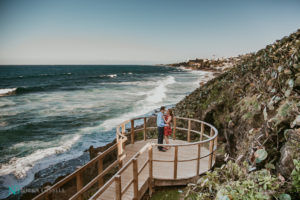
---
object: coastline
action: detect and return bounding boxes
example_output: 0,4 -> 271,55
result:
3,67 -> 216,200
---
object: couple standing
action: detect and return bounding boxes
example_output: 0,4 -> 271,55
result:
156,106 -> 173,152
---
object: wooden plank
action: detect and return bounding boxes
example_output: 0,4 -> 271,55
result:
94,138 -> 213,200
172,117 -> 176,140
131,120 -> 135,144
115,175 -> 121,200
173,146 -> 178,179
187,120 -> 191,142
143,118 -> 147,141
133,158 -> 139,200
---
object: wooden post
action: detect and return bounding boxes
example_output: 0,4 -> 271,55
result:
148,145 -> 153,181
213,136 -> 218,164
148,145 -> 153,196
172,117 -> 176,140
76,172 -> 83,200
45,193 -> 53,200
122,123 -> 126,149
117,127 -> 122,156
208,128 -> 214,169
98,158 -> 104,188
131,120 -> 135,144
173,146 -> 178,179
115,175 -> 121,200
187,120 -> 191,142
200,123 -> 204,141
118,154 -> 123,169
143,118 -> 147,141
122,123 -> 126,134
196,143 -> 201,176
133,158 -> 139,200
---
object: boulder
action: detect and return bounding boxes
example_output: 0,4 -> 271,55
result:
278,129 -> 300,178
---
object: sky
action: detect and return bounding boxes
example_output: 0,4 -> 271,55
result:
0,0 -> 300,65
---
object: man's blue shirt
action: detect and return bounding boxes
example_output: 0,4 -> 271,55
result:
157,112 -> 166,127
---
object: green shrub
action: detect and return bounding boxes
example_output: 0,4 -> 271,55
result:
185,161 -> 282,200
291,159 -> 300,193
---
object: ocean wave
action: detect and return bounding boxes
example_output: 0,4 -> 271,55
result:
98,74 -> 117,78
0,88 -> 17,96
100,76 -> 176,131
0,134 -> 81,178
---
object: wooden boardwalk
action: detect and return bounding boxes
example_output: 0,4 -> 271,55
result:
32,116 -> 218,200
96,139 -> 211,200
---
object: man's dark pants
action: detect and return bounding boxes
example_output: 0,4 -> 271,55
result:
157,127 -> 164,150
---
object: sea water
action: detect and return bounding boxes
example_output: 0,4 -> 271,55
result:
0,65 -> 214,199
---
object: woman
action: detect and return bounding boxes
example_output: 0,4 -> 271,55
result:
163,109 -> 173,150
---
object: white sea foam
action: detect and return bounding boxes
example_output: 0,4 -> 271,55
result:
108,74 -> 117,78
0,134 -> 81,178
0,88 -> 17,96
100,76 -> 176,131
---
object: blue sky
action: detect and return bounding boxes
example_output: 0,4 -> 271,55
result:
0,0 -> 299,65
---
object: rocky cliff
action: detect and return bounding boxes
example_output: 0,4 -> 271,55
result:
174,29 -> 300,198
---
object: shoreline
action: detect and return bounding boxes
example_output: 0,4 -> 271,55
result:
2,68 -> 217,200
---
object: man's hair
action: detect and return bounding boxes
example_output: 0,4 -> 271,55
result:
160,106 -> 165,111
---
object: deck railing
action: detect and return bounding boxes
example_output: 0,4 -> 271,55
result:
32,116 -> 218,200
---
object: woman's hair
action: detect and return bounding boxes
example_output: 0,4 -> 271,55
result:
168,109 -> 173,122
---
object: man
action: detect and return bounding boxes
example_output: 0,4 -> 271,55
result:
157,106 -> 166,152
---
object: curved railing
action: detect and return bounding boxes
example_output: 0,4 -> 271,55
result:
32,116 -> 218,200
115,116 -> 218,177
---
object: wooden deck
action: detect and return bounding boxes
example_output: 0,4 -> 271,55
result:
32,116 -> 218,200
96,139 -> 211,200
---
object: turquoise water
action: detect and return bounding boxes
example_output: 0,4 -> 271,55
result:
0,65 -> 213,199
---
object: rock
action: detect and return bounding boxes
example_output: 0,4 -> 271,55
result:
293,64 -> 300,71
263,107 -> 268,120
228,120 -> 234,128
278,129 -> 300,178
278,66 -> 284,72
295,76 -> 300,87
284,69 -> 292,75
284,89 -> 291,97
291,115 -> 300,128
287,79 -> 294,88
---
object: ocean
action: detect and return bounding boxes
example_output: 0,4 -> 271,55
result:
0,65 -> 213,199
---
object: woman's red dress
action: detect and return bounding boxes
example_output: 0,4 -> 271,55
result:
164,116 -> 172,136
